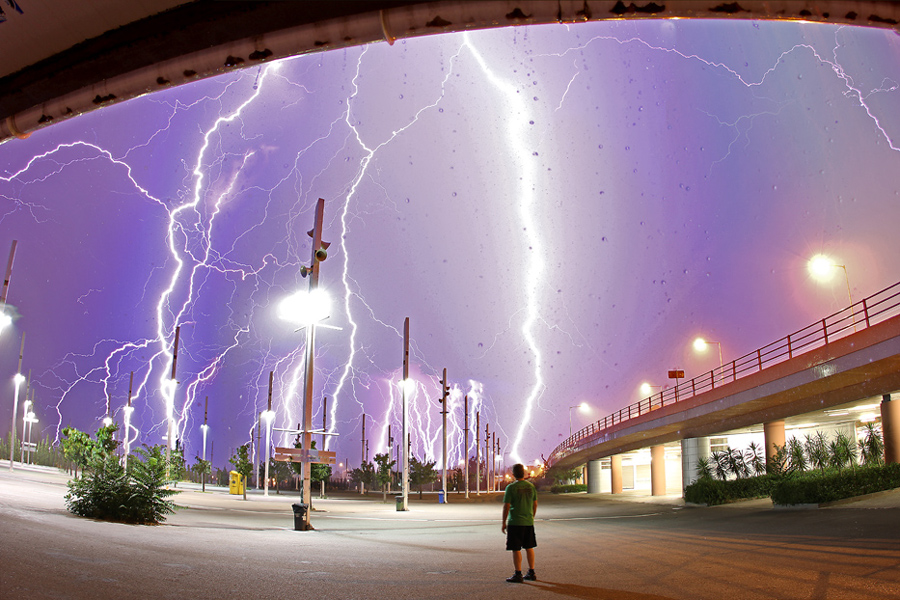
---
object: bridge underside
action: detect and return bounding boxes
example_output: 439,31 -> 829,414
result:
553,315 -> 900,470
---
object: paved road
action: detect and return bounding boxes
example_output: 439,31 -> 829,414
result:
2,465 -> 900,599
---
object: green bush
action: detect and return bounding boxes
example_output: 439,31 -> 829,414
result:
550,484 -> 587,494
684,474 -> 781,506
65,446 -> 176,524
771,463 -> 900,505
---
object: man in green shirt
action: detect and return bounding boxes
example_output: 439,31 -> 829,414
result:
501,463 -> 537,583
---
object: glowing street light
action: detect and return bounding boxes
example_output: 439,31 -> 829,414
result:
277,288 -> 332,328
640,382 -> 661,396
693,337 -> 723,367
24,411 -> 38,464
8,335 -> 25,472
808,253 -> 856,329
568,402 -> 589,436
20,397 -> 32,463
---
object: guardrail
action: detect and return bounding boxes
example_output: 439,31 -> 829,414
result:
547,279 -> 900,466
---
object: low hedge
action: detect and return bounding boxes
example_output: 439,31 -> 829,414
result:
685,464 -> 900,506
551,484 -> 587,494
771,463 -> 900,505
684,473 -> 780,506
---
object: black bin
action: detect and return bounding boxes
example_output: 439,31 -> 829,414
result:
292,503 -> 308,531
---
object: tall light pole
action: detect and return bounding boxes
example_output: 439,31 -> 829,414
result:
9,334 -> 24,471
569,402 -> 589,436
200,395 -> 208,492
20,396 -> 31,463
693,337 -> 723,378
400,317 -> 410,511
25,411 -> 37,463
263,371 -> 275,497
438,368 -> 449,502
463,394 -> 469,499
123,372 -> 134,462
166,325 -> 181,473
275,198 -> 331,528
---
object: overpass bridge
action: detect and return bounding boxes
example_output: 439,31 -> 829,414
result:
547,280 -> 900,494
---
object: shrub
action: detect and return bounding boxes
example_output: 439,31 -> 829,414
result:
551,484 -> 587,494
65,445 -> 176,524
771,463 -> 900,506
685,473 -> 781,505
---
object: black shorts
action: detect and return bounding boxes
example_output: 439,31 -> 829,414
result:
506,525 -> 537,551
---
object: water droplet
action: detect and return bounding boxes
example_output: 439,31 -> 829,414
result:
533,97 -> 538,101
399,94 -> 404,99
529,120 -> 535,125
478,342 -> 483,348
438,108 -> 444,113
451,192 -> 457,197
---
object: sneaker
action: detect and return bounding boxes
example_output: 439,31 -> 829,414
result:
524,570 -> 537,581
506,571 -> 524,583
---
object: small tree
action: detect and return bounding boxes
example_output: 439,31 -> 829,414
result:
169,446 -> 187,487
193,454 -> 211,492
787,437 -> 807,472
229,444 -> 253,500
61,426 -> 96,478
695,457 -> 714,481
805,432 -> 829,472
374,452 -> 396,502
409,456 -> 438,499
350,461 -> 376,494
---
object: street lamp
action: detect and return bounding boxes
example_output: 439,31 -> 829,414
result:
693,337 -> 723,367
24,411 -> 37,464
20,397 -> 32,463
808,253 -> 855,329
277,196 -> 330,530
568,402 -> 589,436
262,409 -> 275,496
9,372 -> 24,471
640,382 -> 661,397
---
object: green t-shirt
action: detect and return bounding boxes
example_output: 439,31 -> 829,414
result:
503,479 -> 536,526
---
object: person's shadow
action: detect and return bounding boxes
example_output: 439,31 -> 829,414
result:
527,580 -> 676,600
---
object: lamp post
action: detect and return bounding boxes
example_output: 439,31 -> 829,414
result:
200,395 -> 208,492
8,335 -> 24,472
263,371 -> 275,497
20,397 -> 32,463
400,318 -> 411,511
693,337 -> 723,382
24,411 -> 37,463
640,382 -> 661,396
808,253 -> 856,330
277,197 -> 330,529
568,402 -> 589,436
438,368 -> 449,503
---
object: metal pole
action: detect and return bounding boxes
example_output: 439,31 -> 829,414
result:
8,332 -> 24,471
464,394 -> 469,499
0,239 -> 18,305
401,317 -> 410,510
264,371 -> 273,497
300,198 -> 327,528
361,413 -> 366,465
201,395 -> 208,492
485,423 -> 490,492
167,325 -> 181,473
475,412 -> 481,495
440,368 -> 448,502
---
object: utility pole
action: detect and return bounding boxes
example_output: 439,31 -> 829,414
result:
361,413 -> 366,465
464,394 -> 469,499
388,424 -> 393,490
485,423 -> 491,491
439,368 -> 449,502
495,434 -> 500,491
400,317 -> 410,511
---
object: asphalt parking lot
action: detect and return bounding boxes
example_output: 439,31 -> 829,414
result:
2,463 -> 900,600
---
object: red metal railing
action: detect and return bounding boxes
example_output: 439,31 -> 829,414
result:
547,280 -> 900,466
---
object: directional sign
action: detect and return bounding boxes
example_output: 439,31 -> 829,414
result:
273,447 -> 336,464
668,369 -> 684,379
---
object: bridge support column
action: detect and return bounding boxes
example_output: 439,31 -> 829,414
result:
681,437 -> 710,490
610,455 -> 623,494
587,460 -> 603,494
764,420 -> 786,469
882,394 -> 900,465
651,445 -> 666,496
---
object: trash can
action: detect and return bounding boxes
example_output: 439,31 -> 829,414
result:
395,494 -> 405,511
438,489 -> 446,504
292,503 -> 308,531
228,471 -> 244,495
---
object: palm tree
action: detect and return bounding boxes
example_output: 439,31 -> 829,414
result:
860,423 -> 884,466
744,442 -> 766,476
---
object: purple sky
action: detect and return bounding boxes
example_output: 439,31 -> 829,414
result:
1,19 -> 898,469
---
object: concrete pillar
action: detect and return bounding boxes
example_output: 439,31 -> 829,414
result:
882,394 -> 900,465
681,437 -> 710,489
650,445 -> 666,496
764,420 -> 786,468
610,455 -> 623,494
586,460 -> 602,494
